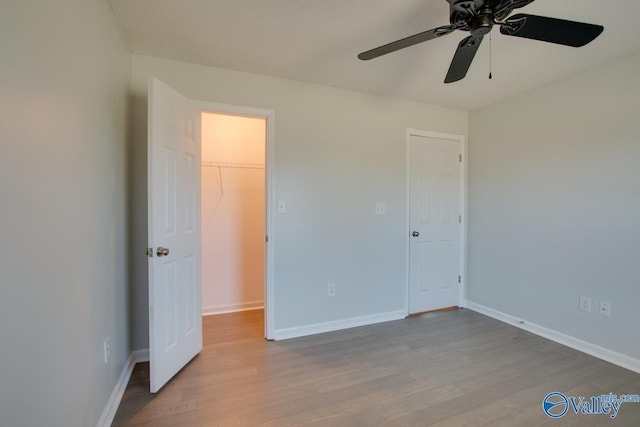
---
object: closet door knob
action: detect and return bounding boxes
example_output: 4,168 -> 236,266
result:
156,246 -> 170,257
412,231 -> 420,237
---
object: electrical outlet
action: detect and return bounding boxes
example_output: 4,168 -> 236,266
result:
599,301 -> 611,317
103,337 -> 111,364
375,203 -> 386,216
579,296 -> 591,313
327,283 -> 336,297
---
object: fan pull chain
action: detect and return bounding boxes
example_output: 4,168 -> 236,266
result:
489,33 -> 493,80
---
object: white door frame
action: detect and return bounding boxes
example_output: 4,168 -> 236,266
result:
405,128 -> 467,316
195,100 -> 276,340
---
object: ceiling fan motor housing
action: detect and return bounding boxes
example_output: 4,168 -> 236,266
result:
448,0 -> 515,30
470,12 -> 494,36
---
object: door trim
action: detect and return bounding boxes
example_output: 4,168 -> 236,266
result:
405,129 -> 467,317
194,100 -> 276,340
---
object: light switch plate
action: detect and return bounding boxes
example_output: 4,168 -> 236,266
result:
579,296 -> 591,313
599,301 -> 611,317
277,200 -> 286,214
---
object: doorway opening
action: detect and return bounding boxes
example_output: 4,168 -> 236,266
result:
201,112 -> 268,334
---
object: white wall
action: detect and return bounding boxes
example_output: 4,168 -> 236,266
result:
202,113 -> 265,314
0,2 -> 131,426
468,52 -> 640,361
129,55 -> 468,345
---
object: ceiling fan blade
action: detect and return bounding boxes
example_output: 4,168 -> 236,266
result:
500,14 -> 603,47
358,25 -> 455,60
444,35 -> 483,84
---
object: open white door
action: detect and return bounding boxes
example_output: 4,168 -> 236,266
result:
148,78 -> 202,393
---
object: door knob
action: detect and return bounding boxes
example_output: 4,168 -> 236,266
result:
156,246 -> 170,257
412,231 -> 420,237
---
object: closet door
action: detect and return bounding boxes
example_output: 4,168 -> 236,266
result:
147,77 -> 202,393
408,132 -> 463,314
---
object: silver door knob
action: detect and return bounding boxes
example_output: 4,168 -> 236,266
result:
412,231 -> 420,237
156,246 -> 170,257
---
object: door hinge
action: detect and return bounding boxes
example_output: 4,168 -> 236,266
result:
459,154 -> 462,163
266,235 -> 269,243
144,247 -> 153,258
458,275 -> 462,284
459,215 -> 462,224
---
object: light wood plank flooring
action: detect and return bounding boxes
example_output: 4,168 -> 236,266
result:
113,309 -> 640,426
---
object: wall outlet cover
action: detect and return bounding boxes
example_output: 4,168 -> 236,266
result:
328,283 -> 336,297
599,301 -> 611,317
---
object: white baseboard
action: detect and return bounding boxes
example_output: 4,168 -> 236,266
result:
96,349 -> 149,427
466,301 -> 640,374
202,301 -> 264,316
273,310 -> 406,341
132,348 -> 149,363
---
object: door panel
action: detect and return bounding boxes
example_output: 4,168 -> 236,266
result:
148,77 -> 202,393
437,240 -> 455,290
163,147 -> 177,234
413,241 -> 436,293
163,261 -> 178,350
184,255 -> 197,334
184,154 -> 196,232
409,133 -> 462,314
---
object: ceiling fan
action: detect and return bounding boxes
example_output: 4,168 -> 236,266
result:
358,0 -> 604,83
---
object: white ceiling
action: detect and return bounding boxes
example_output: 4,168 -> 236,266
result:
109,0 -> 640,110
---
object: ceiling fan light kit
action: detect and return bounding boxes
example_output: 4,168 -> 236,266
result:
358,0 -> 604,83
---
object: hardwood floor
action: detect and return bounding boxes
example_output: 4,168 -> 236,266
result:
113,309 -> 640,426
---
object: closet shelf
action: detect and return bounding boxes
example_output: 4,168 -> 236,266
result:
202,161 -> 264,195
202,161 -> 264,170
